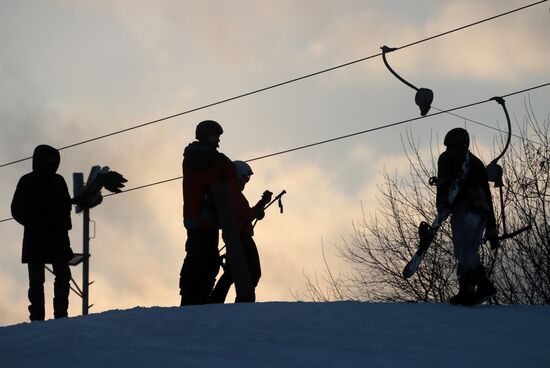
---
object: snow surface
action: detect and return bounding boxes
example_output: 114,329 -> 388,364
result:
0,301 -> 549,368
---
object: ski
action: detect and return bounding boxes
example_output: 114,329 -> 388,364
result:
211,182 -> 255,303
402,153 -> 470,279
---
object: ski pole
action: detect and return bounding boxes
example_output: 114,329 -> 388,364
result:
219,190 -> 287,253
252,190 -> 287,229
263,190 -> 287,212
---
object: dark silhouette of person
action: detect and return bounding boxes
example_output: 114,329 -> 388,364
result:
209,161 -> 272,303
179,120 -> 236,306
11,145 -> 74,321
437,128 -> 498,305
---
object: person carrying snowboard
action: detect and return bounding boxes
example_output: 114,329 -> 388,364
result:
209,160 -> 272,303
179,120 -> 236,306
437,128 -> 499,305
11,145 -> 74,321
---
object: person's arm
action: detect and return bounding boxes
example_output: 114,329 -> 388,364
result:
59,175 -> 73,230
229,182 -> 257,223
11,177 -> 28,225
436,153 -> 451,211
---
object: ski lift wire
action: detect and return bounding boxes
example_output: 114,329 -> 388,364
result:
1,81 -> 549,224
0,0 -> 546,169
108,82 -> 550,194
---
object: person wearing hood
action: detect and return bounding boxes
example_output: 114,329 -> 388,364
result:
437,128 -> 498,305
11,145 -> 73,321
179,120 -> 236,306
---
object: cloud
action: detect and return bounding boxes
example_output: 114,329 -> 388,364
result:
415,0 -> 550,82
287,0 -> 549,85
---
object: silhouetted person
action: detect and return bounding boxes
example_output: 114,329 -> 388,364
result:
11,145 -> 73,321
437,128 -> 498,305
179,120 -> 235,306
209,161 -> 271,303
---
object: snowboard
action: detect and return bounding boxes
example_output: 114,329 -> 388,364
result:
211,182 -> 255,303
402,209 -> 450,278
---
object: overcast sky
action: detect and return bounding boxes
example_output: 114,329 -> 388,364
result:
1,0 -> 549,325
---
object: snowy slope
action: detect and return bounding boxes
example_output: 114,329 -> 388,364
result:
0,302 -> 549,368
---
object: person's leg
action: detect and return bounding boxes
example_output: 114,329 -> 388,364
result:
180,236 -> 204,305
52,261 -> 71,319
450,207 -> 487,305
242,236 -> 261,287
201,239 -> 222,303
27,262 -> 45,321
452,208 -> 486,269
180,230 -> 220,306
179,244 -> 197,306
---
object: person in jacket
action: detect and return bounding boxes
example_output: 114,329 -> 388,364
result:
179,120 -> 236,306
11,145 -> 73,321
437,128 -> 498,305
209,160 -> 272,303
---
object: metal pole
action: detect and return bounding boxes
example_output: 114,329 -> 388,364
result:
82,207 -> 90,315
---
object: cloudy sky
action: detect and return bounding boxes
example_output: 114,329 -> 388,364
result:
1,0 -> 548,325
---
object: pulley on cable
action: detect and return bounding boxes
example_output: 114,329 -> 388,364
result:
381,46 -> 434,116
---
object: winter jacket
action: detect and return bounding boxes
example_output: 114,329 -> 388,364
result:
436,148 -> 496,228
11,145 -> 73,264
182,141 -> 235,230
229,180 -> 259,236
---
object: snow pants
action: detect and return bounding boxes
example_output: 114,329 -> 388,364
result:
209,235 -> 261,303
450,206 -> 487,276
179,229 -> 221,306
27,261 -> 71,321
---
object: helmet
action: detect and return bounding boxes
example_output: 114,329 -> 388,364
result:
234,160 -> 253,183
195,120 -> 223,142
444,128 -> 470,149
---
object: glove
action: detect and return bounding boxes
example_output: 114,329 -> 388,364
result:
485,225 -> 500,250
260,190 -> 273,206
253,190 -> 272,221
254,203 -> 265,220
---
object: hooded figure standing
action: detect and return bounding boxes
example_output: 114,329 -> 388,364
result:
437,128 -> 498,305
180,120 -> 235,306
11,145 -> 73,321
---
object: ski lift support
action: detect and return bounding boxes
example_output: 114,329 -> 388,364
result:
68,166 -> 127,316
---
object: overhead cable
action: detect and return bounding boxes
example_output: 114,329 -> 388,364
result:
0,0 -> 546,169
1,81 -> 548,224
106,82 -> 550,192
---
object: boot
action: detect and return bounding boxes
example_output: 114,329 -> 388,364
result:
450,270 -> 476,306
28,281 -> 45,321
472,265 -> 497,304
